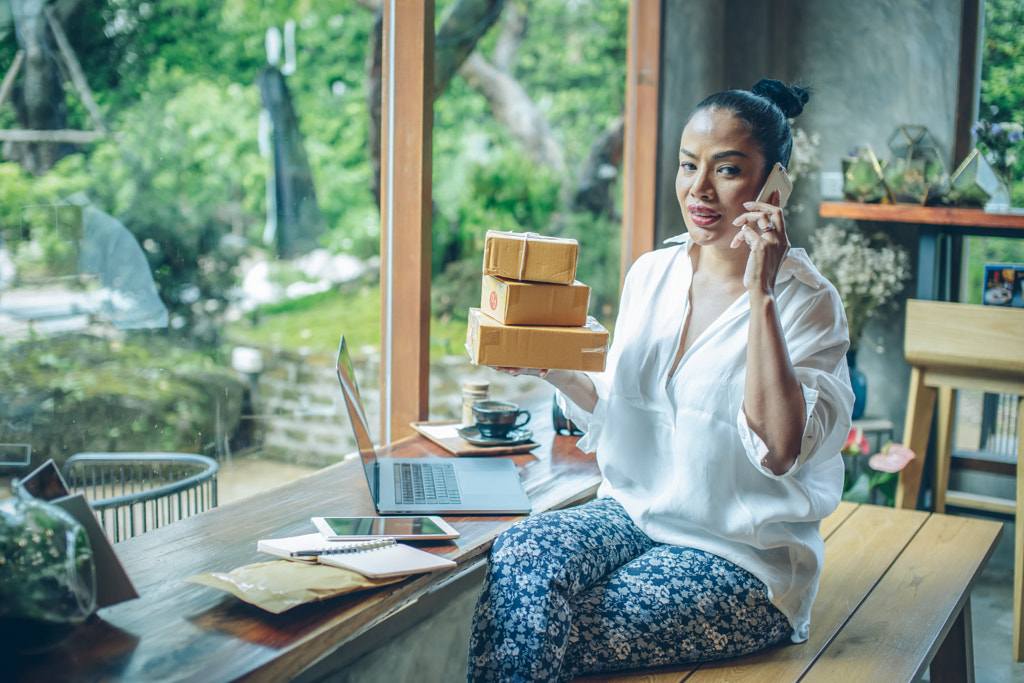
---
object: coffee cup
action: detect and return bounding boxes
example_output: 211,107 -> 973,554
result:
472,400 -> 531,439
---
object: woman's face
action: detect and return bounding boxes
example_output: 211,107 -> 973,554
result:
675,107 -> 768,247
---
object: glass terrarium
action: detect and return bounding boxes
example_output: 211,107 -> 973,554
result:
884,125 -> 949,205
0,482 -> 97,653
843,145 -> 894,204
946,148 -> 1002,208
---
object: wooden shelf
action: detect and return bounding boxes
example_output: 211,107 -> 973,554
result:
819,201 -> 1024,230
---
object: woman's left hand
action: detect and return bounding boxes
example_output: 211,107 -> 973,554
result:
729,191 -> 790,296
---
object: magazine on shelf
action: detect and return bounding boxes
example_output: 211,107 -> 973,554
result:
982,263 -> 1024,308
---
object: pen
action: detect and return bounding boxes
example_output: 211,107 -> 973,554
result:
289,537 -> 397,558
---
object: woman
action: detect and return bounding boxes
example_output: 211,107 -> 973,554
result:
467,79 -> 853,682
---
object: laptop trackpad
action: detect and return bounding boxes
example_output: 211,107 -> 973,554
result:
458,467 -> 515,492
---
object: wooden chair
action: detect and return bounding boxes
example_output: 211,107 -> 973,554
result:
895,299 -> 1024,660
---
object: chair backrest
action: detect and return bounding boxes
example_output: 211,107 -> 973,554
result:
904,299 -> 1024,377
61,453 -> 218,543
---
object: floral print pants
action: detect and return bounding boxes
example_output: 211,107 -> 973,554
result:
466,498 -> 791,682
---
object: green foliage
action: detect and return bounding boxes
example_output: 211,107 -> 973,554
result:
430,148 -> 562,321
227,281 -> 468,360
0,334 -> 244,465
467,149 -> 562,233
432,257 -> 482,327
965,3 -> 1024,303
230,281 -> 381,350
842,464 -> 898,506
0,156 -> 91,234
0,64 -> 264,342
980,0 -> 1024,202
1,0 -> 630,352
558,210 -> 622,327
981,0 -> 1024,119
430,0 -> 628,296
465,0 -> 628,166
103,69 -> 264,342
0,157 -> 93,283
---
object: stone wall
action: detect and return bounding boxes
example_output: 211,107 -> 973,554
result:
238,345 -> 549,468
249,346 -> 363,467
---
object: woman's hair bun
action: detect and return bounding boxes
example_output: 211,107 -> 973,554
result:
751,79 -> 809,119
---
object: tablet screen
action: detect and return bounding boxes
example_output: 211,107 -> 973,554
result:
319,516 -> 449,537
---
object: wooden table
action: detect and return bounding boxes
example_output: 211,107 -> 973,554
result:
11,425 -> 601,682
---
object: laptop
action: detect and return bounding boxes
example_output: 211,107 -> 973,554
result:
335,335 -> 532,515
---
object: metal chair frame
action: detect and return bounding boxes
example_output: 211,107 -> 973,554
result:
61,452 -> 218,543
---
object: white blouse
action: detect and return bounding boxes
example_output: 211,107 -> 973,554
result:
560,233 -> 853,642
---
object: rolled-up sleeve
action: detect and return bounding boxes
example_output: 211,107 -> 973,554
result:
738,365 -> 853,480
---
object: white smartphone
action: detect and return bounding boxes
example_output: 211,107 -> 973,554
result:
756,162 -> 793,208
312,515 -> 460,541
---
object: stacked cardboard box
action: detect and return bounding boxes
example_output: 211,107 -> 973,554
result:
467,230 -> 609,372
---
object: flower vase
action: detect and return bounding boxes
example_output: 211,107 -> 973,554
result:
847,349 -> 867,419
998,171 -> 1016,210
989,171 -> 1015,212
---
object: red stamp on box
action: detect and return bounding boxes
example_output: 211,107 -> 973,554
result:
489,291 -> 498,310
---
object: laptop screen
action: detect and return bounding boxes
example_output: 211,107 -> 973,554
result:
335,335 -> 379,504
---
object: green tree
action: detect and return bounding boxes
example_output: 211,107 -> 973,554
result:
1,0 -> 630,340
981,0 -> 1024,121
979,0 -> 1024,200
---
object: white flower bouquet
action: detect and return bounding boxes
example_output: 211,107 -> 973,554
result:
809,224 -> 911,349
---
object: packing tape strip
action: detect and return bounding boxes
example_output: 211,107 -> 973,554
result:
518,232 -> 538,280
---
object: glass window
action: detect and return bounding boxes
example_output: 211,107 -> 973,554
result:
0,2 -> 381,506
956,0 -> 1023,458
0,1 -> 627,512
430,0 -> 627,422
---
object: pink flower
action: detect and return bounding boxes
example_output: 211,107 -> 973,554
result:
868,442 -> 915,473
841,428 -> 870,456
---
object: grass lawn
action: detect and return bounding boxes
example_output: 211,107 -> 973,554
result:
225,283 -> 470,359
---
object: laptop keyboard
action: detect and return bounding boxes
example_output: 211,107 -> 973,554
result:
394,462 -> 462,505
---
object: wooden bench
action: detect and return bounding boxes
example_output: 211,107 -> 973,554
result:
575,502 -> 1002,683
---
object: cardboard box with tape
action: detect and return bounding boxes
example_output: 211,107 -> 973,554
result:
466,308 -> 608,372
482,230 -> 578,285
481,274 -> 590,326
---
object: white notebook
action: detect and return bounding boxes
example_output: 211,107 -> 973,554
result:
257,532 -> 455,579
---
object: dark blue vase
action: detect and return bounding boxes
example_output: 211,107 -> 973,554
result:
847,349 -> 867,419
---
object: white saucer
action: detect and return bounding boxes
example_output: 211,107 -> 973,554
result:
457,426 -> 534,447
